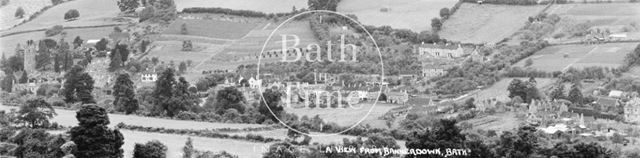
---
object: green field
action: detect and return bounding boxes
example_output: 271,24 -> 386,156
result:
337,0 -> 458,32
175,0 -> 306,13
285,103 -> 398,128
439,3 -> 545,44
163,18 -> 260,40
5,0 -> 123,32
547,3 -> 640,42
0,0 -> 52,30
465,77 -> 557,103
514,43 -> 638,72
0,104 -> 267,130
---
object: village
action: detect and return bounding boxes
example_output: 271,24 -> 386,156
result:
1,0 -> 640,157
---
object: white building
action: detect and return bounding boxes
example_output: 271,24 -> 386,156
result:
416,43 -> 464,59
624,97 -> 640,123
141,71 -> 158,82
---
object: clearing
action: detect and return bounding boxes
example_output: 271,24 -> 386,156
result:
337,0 -> 459,32
439,3 -> 545,44
513,43 -> 638,72
175,0 -> 307,13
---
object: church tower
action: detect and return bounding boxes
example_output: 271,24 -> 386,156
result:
23,40 -> 37,73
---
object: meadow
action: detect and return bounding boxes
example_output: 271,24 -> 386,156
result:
163,18 -> 260,40
337,0 -> 459,32
439,3 -> 545,44
0,104 -> 267,130
0,0 -> 52,30
464,77 -> 557,103
6,0 -> 122,33
547,3 -> 640,42
514,43 -> 638,72
175,0 -> 307,13
285,103 -> 398,128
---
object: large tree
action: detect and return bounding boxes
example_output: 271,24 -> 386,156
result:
113,73 -> 139,114
69,104 -> 124,158
133,140 -> 167,158
214,86 -> 246,114
17,98 -> 56,128
567,83 -> 583,105
10,129 -> 66,158
308,0 -> 340,11
404,119 -> 494,158
507,78 -> 540,103
117,0 -> 139,12
258,88 -> 283,123
62,66 -> 95,104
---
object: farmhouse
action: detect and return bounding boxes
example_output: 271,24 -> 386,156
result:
387,91 -> 409,104
624,97 -> 640,123
415,43 -> 464,59
141,69 -> 158,83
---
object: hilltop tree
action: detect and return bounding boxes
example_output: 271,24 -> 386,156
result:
178,61 -> 187,74
17,98 -> 56,128
15,7 -> 24,18
64,9 -> 80,20
308,0 -> 339,11
431,18 -> 442,31
113,73 -> 138,114
117,0 -> 139,13
439,8 -> 450,19
69,105 -> 124,158
568,83 -> 583,105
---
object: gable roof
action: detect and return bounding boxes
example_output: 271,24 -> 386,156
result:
418,43 -> 460,50
595,97 -> 618,107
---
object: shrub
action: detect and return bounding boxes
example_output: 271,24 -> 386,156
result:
15,7 -> 24,18
552,33 -> 565,39
45,25 -> 64,37
133,140 -> 167,158
51,0 -> 62,5
174,111 -> 198,120
64,9 -> 80,20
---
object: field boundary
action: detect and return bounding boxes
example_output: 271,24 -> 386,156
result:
1,23 -> 123,38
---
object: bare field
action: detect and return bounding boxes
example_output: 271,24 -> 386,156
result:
146,41 -> 225,63
439,3 -> 545,44
337,0 -> 458,32
1,26 -> 118,57
463,112 -> 522,132
175,0 -> 307,13
514,43 -> 638,72
5,0 -> 123,33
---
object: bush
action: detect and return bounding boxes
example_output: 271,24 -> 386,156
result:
51,0 -> 62,5
552,33 -> 565,39
64,9 -> 80,20
15,7 -> 24,18
174,111 -> 198,120
45,25 -> 64,37
133,140 -> 167,158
